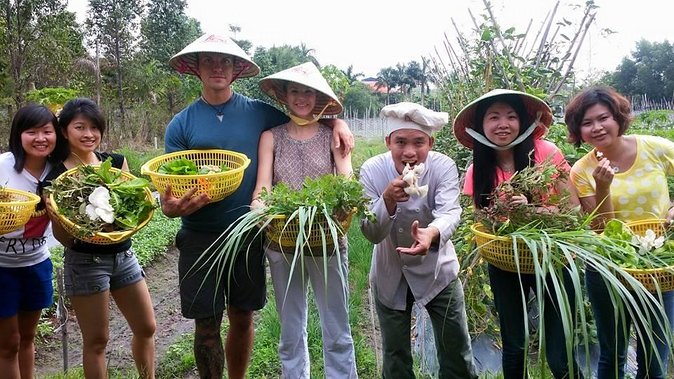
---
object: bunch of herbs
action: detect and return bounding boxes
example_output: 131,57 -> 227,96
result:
475,157 -> 587,235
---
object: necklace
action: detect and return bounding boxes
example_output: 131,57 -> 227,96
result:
201,96 -> 226,122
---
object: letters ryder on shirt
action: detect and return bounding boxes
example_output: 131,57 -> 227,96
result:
1,212 -> 50,255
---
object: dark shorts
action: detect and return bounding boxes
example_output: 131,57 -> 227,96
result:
0,258 -> 54,318
64,248 -> 145,296
176,228 -> 266,319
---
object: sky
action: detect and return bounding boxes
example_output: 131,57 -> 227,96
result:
67,0 -> 674,79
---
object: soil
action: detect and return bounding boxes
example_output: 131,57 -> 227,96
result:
35,247 -> 198,378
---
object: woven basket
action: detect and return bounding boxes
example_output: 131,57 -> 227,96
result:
50,167 -> 155,245
266,211 -> 353,252
622,219 -> 674,292
141,149 -> 250,203
471,223 -> 539,274
0,188 -> 41,235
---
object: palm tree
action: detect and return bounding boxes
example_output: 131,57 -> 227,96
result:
343,65 -> 364,84
376,67 -> 399,104
298,42 -> 319,66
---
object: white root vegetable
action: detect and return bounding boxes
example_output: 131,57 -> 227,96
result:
402,163 -> 428,198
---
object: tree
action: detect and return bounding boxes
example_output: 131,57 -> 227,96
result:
140,0 -> 200,70
139,0 -> 201,115
428,0 -> 600,122
319,64 -> 349,101
342,82 -> 383,118
87,0 -> 143,131
1,0 -> 84,109
395,63 -> 416,98
234,43 -> 321,101
608,39 -> 674,102
342,65 -> 363,84
376,67 -> 399,104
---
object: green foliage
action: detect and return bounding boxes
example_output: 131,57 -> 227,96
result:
476,158 -> 585,234
131,211 -> 181,267
155,333 -> 196,378
1,0 -> 85,107
25,87 -> 78,107
632,110 -> 674,129
607,40 -> 674,99
139,0 -> 201,70
114,146 -> 163,178
430,1 -> 599,155
351,138 -> 387,172
342,82 -> 384,118
320,64 -> 350,100
260,175 -> 373,222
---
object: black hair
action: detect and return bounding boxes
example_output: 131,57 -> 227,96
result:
471,94 -> 535,208
8,103 -> 67,172
58,98 -> 106,136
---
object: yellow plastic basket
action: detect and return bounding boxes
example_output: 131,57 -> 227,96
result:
141,149 -> 250,203
622,219 -> 674,292
50,167 -> 155,245
471,223 -> 538,274
0,188 -> 41,235
266,211 -> 353,252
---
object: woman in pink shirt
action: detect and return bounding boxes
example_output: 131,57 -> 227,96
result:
454,89 -> 583,379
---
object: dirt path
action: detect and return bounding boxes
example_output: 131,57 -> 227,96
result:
35,247 -> 195,377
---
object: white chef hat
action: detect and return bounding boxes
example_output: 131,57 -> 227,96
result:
381,102 -> 448,137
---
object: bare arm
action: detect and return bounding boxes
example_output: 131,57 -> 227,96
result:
331,138 -> 353,177
322,118 -> 354,157
45,196 -> 75,248
576,158 -> 614,230
251,131 -> 274,209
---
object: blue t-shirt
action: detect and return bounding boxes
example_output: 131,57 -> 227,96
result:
165,93 -> 288,232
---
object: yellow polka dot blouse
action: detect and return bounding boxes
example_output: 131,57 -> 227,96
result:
571,135 -> 674,222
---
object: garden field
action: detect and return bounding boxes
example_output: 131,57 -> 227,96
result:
33,113 -> 674,378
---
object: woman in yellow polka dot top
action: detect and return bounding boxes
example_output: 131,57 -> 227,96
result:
565,85 -> 674,379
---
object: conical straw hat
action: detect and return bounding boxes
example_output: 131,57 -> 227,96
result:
453,89 -> 552,149
169,34 -> 260,79
259,62 -> 343,116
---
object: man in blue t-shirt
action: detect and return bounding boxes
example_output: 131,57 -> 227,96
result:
162,34 -> 353,379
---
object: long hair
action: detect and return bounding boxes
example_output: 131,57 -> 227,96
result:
472,94 -> 535,208
8,103 -> 67,172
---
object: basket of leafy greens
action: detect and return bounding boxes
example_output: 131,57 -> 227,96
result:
471,158 -> 588,273
261,175 -> 372,253
200,174 -> 374,267
48,158 -> 156,244
141,149 -> 250,203
0,187 -> 41,235
600,218 -> 674,292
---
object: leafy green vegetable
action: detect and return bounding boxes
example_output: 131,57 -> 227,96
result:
599,219 -> 674,269
48,157 -> 156,237
158,158 -> 229,175
259,174 -> 375,222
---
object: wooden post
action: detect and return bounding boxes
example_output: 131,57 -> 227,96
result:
56,268 -> 68,373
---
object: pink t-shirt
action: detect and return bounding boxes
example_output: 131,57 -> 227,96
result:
462,139 -> 570,196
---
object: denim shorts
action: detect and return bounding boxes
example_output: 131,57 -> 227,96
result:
0,258 -> 54,317
176,228 -> 266,319
64,248 -> 144,296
